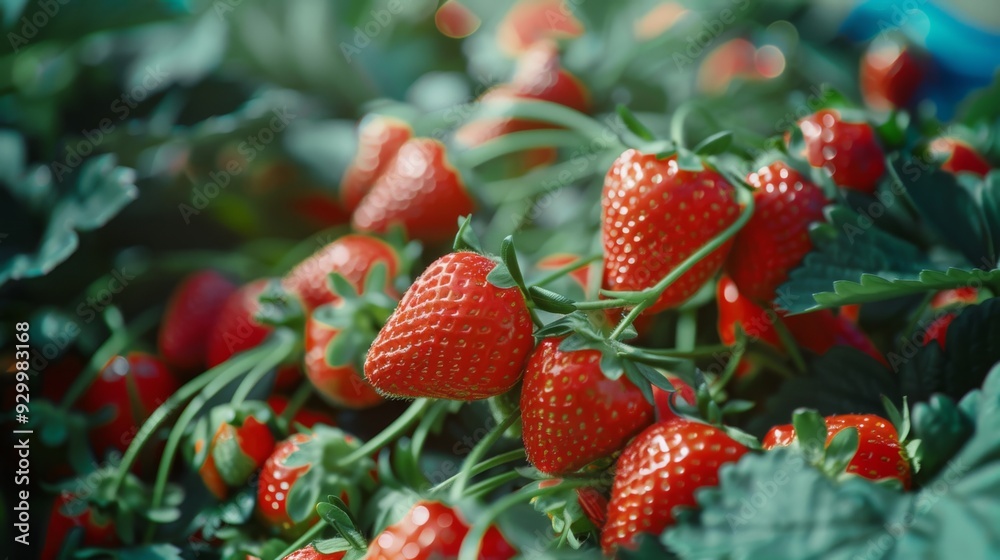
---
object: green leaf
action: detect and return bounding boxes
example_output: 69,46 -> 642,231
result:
500,236 -> 527,292
211,428 -> 258,487
616,104 -> 656,142
528,286 -> 577,314
328,272 -> 360,300
675,150 -> 704,172
791,409 -> 827,462
453,215 -> 483,253
486,262 -> 518,290
692,131 -> 733,156
910,394 -> 974,484
286,466 -> 322,524
979,171 -> 1000,255
823,426 -> 859,476
316,501 -> 367,550
623,360 -> 654,405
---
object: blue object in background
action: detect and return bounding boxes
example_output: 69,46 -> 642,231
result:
841,0 -> 1000,118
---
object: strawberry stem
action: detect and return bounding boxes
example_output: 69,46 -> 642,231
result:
457,129 -> 589,169
334,398 -> 434,468
58,306 -> 162,412
230,331 -> 297,406
278,382 -> 315,435
145,331 -> 295,539
430,449 -> 527,493
473,100 -> 618,144
456,479 -> 591,560
464,471 -> 523,500
449,408 -> 521,501
607,181 -> 756,340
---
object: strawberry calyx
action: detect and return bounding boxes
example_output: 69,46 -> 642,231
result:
787,409 -> 862,481
190,401 -> 277,491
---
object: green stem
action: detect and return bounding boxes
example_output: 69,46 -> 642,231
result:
471,100 -> 616,142
769,315 -> 807,374
409,401 -> 455,468
59,306 -> 162,412
230,333 -> 297,406
280,383 -> 316,433
457,480 -> 590,560
670,102 -> 698,148
639,344 -> 732,358
272,520 -> 326,560
607,183 -> 756,340
335,399 -> 434,468
430,449 -> 527,494
573,298 -> 630,310
532,254 -> 602,288
675,309 -> 698,352
482,154 -> 608,205
617,345 -> 689,369
457,129 -> 589,169
449,408 -> 521,501
464,471 -> 523,500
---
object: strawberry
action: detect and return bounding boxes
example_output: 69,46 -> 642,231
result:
192,403 -> 276,500
457,41 -> 591,173
717,276 -> 885,365
281,544 -> 344,560
305,307 -> 384,409
496,0 -> 583,55
364,500 -> 516,559
930,287 -> 978,309
267,395 -> 335,431
78,352 -> 179,455
697,38 -> 767,94
922,313 -> 956,349
365,252 -> 535,400
340,116 -> 412,213
602,150 -> 740,313
520,338 -> 654,474
282,234 -> 401,311
435,0 -> 481,39
725,161 -> 828,302
653,377 -> 695,423
860,40 -> 924,110
41,492 -> 118,559
352,138 -> 475,243
258,426 -> 372,538
601,419 -> 749,554
207,279 -> 300,389
158,270 -> 237,371
929,137 -> 992,177
532,479 -> 609,537
763,413 -> 911,488
795,109 -> 886,194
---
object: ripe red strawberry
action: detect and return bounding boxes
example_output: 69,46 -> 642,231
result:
602,150 -> 740,313
352,138 -> 475,243
282,234 -> 401,311
717,276 -> 885,365
725,161 -> 828,302
653,376 -> 696,422
365,500 -> 517,559
42,493 -> 119,559
207,279 -> 300,389
520,338 -> 654,474
281,544 -> 344,560
929,137 -> 992,177
763,413 -> 911,488
496,0 -> 583,55
860,41 -> 924,110
931,287 -> 978,309
340,116 -> 412,213
365,252 -> 535,400
305,308 -> 384,409
78,352 -> 179,455
576,487 -> 609,531
601,419 -> 749,554
267,396 -> 335,431
258,427 -> 370,538
922,313 -> 956,349
193,406 -> 276,500
158,270 -> 237,371
795,109 -> 886,193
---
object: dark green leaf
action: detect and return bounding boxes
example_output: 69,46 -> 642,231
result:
486,263 -> 518,290
500,236 -> 527,292
910,394 -> 974,483
528,286 -> 577,314
791,409 -> 827,462
616,104 -> 656,142
824,426 -> 859,475
693,131 -> 733,156
316,501 -> 367,550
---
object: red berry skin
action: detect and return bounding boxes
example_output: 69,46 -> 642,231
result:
860,42 -> 924,110
496,0 -> 583,56
196,415 -> 276,500
352,138 -> 475,243
601,420 -> 749,554
340,115 -> 412,213
520,338 -> 654,475
282,545 -> 345,560
931,287 -> 978,309
929,137 -> 992,177
725,162 -> 828,302
797,109 -> 886,194
206,280 -> 300,389
42,493 -> 119,559
158,270 -> 237,371
282,234 -> 401,311
78,352 -> 179,455
763,414 -> 911,489
602,150 -> 740,313
365,252 -> 535,400
653,377 -> 696,423
305,310 -> 384,409
922,313 -> 956,350
257,433 -> 316,537
365,501 -> 517,560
